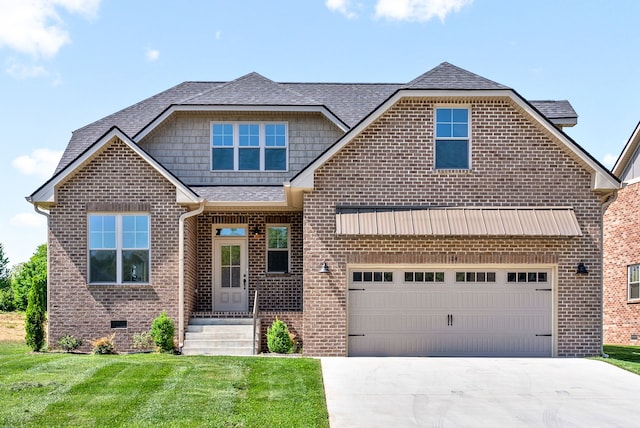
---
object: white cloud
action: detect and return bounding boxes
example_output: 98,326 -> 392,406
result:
603,153 -> 618,168
5,59 -> 49,79
146,48 -> 160,62
375,0 -> 473,22
326,0 -> 358,19
10,212 -> 47,228
12,148 -> 63,179
0,0 -> 101,58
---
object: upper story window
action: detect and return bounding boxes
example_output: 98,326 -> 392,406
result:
435,108 -> 470,170
629,265 -> 640,300
211,122 -> 287,171
89,214 -> 150,284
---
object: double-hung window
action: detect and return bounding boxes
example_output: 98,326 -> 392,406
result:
629,264 -> 640,300
89,214 -> 150,284
266,225 -> 289,273
211,122 -> 287,171
435,107 -> 470,169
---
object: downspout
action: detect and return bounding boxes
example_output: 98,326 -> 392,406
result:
178,200 -> 205,352
32,203 -> 50,330
600,191 -> 618,358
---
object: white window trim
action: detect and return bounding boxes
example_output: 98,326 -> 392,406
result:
434,105 -> 471,170
88,213 -> 151,285
266,224 -> 290,274
628,264 -> 640,301
210,121 -> 289,172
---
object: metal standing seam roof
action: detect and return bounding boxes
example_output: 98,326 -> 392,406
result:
335,207 -> 582,236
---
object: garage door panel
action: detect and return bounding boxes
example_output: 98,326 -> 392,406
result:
348,333 -> 552,357
348,267 -> 553,357
349,312 -> 550,334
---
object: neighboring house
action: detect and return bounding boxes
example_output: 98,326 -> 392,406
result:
28,62 -> 619,357
603,122 -> 640,345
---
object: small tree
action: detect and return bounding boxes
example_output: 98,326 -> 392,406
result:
25,281 -> 46,351
150,311 -> 175,353
12,244 -> 47,311
267,317 -> 295,354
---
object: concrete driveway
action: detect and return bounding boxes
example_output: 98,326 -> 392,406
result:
321,357 -> 640,428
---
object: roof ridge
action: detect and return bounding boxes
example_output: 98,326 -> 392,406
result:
179,72 -> 264,103
406,62 -> 509,90
181,72 -> 321,105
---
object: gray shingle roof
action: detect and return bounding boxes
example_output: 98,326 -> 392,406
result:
192,186 -> 285,203
529,100 -> 577,121
406,62 -> 509,90
183,72 -> 320,106
53,62 -> 577,176
58,81 -> 219,174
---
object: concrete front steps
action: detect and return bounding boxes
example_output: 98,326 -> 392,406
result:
181,318 -> 260,356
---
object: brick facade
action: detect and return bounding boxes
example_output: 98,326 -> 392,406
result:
603,182 -> 640,345
302,98 -> 604,357
48,139 -> 186,352
43,94 -> 609,357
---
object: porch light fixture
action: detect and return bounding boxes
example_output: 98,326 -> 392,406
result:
319,261 -> 329,274
252,226 -> 261,240
576,262 -> 589,275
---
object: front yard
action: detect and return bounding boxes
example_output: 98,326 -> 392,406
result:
0,338 -> 328,427
2,311 -> 640,427
596,344 -> 640,376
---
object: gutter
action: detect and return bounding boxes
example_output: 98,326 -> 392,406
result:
600,191 -> 618,358
178,200 -> 205,352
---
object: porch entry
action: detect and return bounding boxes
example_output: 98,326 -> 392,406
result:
212,226 -> 248,312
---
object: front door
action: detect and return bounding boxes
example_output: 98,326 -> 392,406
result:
213,239 -> 248,312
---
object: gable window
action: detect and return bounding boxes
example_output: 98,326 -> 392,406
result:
211,122 -> 288,171
89,214 -> 150,284
266,225 -> 289,273
435,107 -> 470,169
629,265 -> 640,300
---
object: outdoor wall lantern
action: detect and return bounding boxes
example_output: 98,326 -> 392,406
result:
319,261 -> 330,274
252,226 -> 261,240
576,262 -> 589,275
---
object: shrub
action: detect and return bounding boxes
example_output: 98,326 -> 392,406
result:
132,331 -> 155,351
267,317 -> 295,354
92,333 -> 117,355
58,335 -> 83,352
150,311 -> 175,353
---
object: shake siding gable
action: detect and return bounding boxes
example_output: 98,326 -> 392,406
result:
302,98 -> 604,357
139,111 -> 344,186
48,138 -> 186,352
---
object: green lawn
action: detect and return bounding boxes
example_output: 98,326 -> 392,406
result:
597,344 -> 640,376
0,342 -> 329,427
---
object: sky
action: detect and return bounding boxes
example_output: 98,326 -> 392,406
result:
0,0 -> 639,266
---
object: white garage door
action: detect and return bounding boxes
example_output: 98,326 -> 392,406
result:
348,267 -> 553,357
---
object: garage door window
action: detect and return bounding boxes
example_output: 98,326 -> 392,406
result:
455,272 -> 496,282
404,272 -> 445,282
507,272 -> 548,283
353,271 -> 393,282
